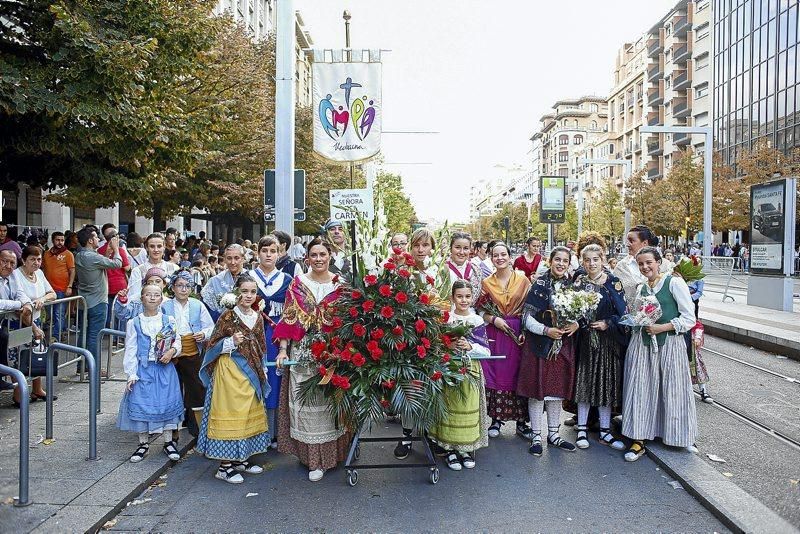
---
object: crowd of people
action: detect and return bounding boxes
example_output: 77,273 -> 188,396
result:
0,218 -> 713,485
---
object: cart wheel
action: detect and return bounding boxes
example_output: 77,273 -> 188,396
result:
429,467 -> 440,485
347,469 -> 359,487
354,444 -> 361,460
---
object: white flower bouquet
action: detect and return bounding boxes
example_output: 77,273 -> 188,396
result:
547,287 -> 602,359
619,293 -> 663,349
218,291 -> 239,310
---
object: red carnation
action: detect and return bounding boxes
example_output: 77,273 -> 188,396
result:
364,274 -> 378,286
380,398 -> 391,408
404,256 -> 415,267
369,348 -> 383,361
318,365 -> 327,376
380,306 -> 395,319
417,345 -> 427,358
398,268 -> 411,279
351,353 -> 366,367
311,341 -> 327,357
396,341 -> 408,351
330,336 -> 342,348
441,334 -> 453,348
421,337 -> 431,349
332,316 -> 343,329
379,284 -> 392,297
459,367 -> 467,375
384,262 -> 397,271
441,353 -> 451,363
391,325 -> 403,336
351,290 -> 362,299
349,307 -> 359,318
431,371 -> 443,381
425,275 -> 435,285
353,323 -> 367,337
362,300 -> 376,312
381,379 -> 396,389
344,341 -> 355,352
340,350 -> 352,362
414,319 -> 426,333
370,328 -> 385,340
419,293 -> 430,305
366,340 -> 380,352
395,292 -> 409,304
332,274 -> 340,284
392,246 -> 403,255
442,311 -> 450,323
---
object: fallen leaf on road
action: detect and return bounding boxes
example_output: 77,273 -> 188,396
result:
127,498 -> 152,506
43,439 -> 55,446
722,472 -> 734,478
3,496 -> 14,505
706,453 -> 726,463
34,435 -> 44,445
246,492 -> 258,498
101,519 -> 118,530
668,481 -> 683,489
261,462 -> 274,471
159,474 -> 168,480
790,479 -> 799,485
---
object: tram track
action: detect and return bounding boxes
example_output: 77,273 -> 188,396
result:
702,347 -> 800,384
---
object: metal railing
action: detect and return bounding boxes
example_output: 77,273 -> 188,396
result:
0,364 -> 30,506
97,328 -> 126,411
700,256 -> 736,302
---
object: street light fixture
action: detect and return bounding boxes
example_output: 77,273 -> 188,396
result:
640,126 -> 713,258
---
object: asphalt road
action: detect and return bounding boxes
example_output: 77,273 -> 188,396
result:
109,422 -> 726,533
695,335 -> 800,527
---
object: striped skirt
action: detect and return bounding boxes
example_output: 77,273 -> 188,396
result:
621,331 -> 697,447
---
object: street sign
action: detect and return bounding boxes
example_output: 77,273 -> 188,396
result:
329,188 -> 375,222
264,169 -> 305,211
539,176 -> 566,223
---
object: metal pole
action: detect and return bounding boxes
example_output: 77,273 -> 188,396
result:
51,343 -> 98,460
703,132 -> 713,258
97,328 -> 125,413
344,11 -> 358,279
46,350 -> 54,439
577,173 -> 584,237
623,161 -> 632,248
275,0 -> 296,235
0,365 -> 30,506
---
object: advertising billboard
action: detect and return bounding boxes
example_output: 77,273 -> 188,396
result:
749,178 -> 793,275
539,176 -> 566,223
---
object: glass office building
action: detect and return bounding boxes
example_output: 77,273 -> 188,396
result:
713,0 -> 800,164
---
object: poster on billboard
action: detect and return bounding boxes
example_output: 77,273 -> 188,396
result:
749,179 -> 790,274
539,176 -> 566,223
313,61 -> 382,163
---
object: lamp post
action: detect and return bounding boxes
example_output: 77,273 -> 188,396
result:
640,126 -> 713,258
577,158 -> 633,245
274,0 -> 295,235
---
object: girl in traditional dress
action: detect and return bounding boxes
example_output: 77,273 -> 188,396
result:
249,236 -> 292,449
118,284 -> 184,463
518,246 -> 578,456
274,238 -> 349,482
621,246 -> 697,462
196,274 -> 270,483
446,232 -> 482,305
429,280 -> 490,471
476,242 -> 532,440
161,269 -> 214,437
571,244 -> 627,450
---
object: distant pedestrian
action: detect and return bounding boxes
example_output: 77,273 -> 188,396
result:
0,221 -> 22,262
41,232 -> 75,341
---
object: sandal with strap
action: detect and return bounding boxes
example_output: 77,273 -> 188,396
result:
528,432 -> 543,456
598,428 -> 625,450
547,426 -> 576,452
130,443 -> 149,463
488,419 -> 504,438
233,460 -> 264,474
459,452 -> 475,469
445,452 -> 462,471
163,440 -> 180,461
516,421 -> 535,440
624,440 -> 646,462
575,425 -> 590,449
215,464 -> 244,484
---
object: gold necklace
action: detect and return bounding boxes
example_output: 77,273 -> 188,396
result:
647,273 -> 664,289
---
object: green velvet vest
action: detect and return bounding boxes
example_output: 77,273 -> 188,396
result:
641,275 -> 679,347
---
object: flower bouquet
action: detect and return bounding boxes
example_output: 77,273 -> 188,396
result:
673,255 -> 705,282
475,298 -> 525,346
547,287 -> 602,359
297,257 -> 477,433
218,291 -> 239,310
619,294 -> 663,349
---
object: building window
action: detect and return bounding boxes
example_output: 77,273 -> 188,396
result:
559,152 -> 569,162
590,103 -> 599,112
696,83 -> 709,98
559,134 -> 569,145
591,120 -> 598,129
574,135 -> 584,145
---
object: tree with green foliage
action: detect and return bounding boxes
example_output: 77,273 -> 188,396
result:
373,172 -> 418,234
591,181 -> 625,242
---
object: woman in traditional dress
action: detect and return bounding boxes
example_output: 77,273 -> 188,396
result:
119,284 -> 184,463
512,236 -> 545,281
476,242 -> 532,440
274,238 -> 349,482
613,225 -> 658,309
571,244 -> 627,450
621,246 -> 697,462
410,227 -> 438,283
446,232 -> 482,304
249,236 -> 292,449
196,274 -> 270,483
518,246 -> 578,456
429,280 -> 489,471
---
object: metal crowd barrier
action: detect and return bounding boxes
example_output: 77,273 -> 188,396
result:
97,328 -> 126,412
0,364 -> 30,507
36,296 -> 89,381
699,255 -> 736,302
46,343 -> 98,461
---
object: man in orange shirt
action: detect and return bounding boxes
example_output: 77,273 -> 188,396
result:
41,231 -> 75,341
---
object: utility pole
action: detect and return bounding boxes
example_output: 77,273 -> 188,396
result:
275,0 -> 295,235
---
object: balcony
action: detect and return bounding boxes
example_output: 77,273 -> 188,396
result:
647,36 -> 663,58
648,85 -> 663,106
647,160 -> 663,179
647,110 -> 662,126
673,69 -> 691,90
674,132 -> 691,146
673,42 -> 692,63
647,135 -> 663,156
673,15 -> 691,37
634,143 -> 642,153
647,62 -> 662,82
673,98 -> 690,118
624,146 -> 633,157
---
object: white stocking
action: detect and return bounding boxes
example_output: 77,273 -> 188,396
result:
545,400 -> 562,440
527,399 -> 544,437
577,402 -> 590,427
598,405 -> 612,429
162,429 -> 173,443
138,432 -> 148,445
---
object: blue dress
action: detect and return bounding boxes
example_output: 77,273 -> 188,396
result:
250,267 -> 291,410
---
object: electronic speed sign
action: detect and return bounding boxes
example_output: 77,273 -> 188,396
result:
539,176 -> 566,223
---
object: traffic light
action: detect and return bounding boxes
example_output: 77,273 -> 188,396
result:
502,216 -> 510,230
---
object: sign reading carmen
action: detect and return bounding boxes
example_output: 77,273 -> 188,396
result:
313,62 -> 382,163
329,188 -> 375,222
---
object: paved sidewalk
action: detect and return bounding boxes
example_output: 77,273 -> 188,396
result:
699,291 -> 800,360
0,343 -> 192,533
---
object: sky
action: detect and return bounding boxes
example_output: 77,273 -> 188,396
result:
295,0 -> 678,224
